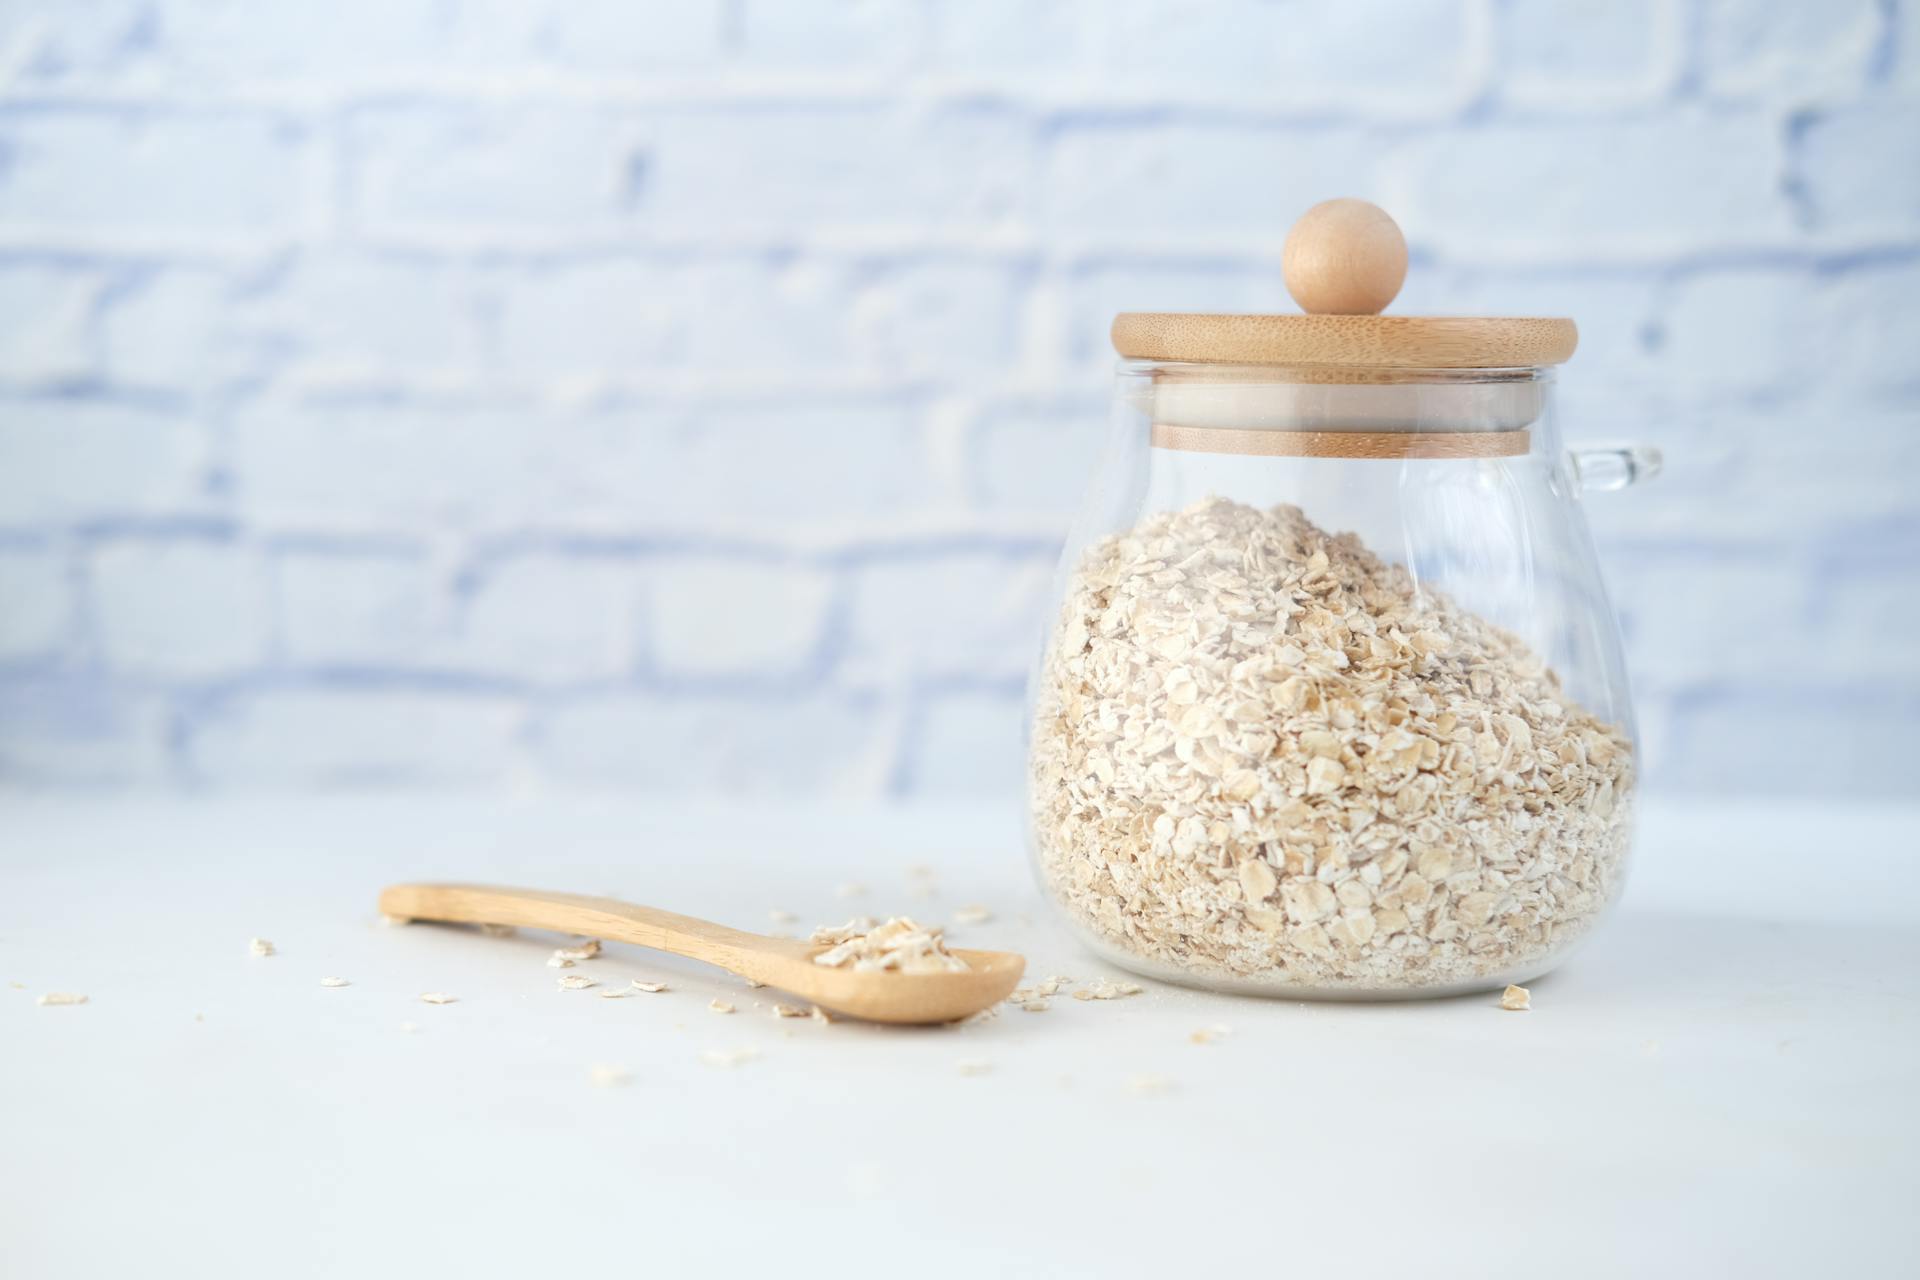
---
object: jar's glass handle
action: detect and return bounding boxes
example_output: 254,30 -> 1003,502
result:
1568,446 -> 1663,492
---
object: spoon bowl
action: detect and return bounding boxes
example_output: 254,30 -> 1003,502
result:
379,882 -> 1026,1025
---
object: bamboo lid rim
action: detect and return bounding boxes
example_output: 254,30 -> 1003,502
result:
1110,312 -> 1580,370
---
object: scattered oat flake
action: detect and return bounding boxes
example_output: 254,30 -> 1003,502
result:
810,1005 -> 834,1025
1074,979 -> 1144,1001
700,1047 -> 757,1068
419,992 -> 456,1004
547,956 -> 575,968
631,981 -> 668,994
1500,984 -> 1531,1011
381,914 -> 411,927
952,905 -> 993,925
557,974 -> 597,990
744,977 -> 766,989
589,1064 -> 630,1088
553,940 -> 601,962
319,977 -> 350,988
835,882 -> 868,899
37,992 -> 87,1006
811,916 -> 969,974
708,999 -> 735,1014
249,938 -> 275,957
1129,1074 -> 1175,1095
772,1003 -> 808,1018
957,1060 -> 992,1077
1190,1024 -> 1233,1045
1019,999 -> 1051,1013
598,988 -> 633,999
477,923 -> 516,938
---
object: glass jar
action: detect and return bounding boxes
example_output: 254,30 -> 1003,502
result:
1025,202 -> 1658,999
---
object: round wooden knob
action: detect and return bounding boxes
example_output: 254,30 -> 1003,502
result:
1282,198 -> 1408,315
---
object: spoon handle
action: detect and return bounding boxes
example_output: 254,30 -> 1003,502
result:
379,882 -> 774,971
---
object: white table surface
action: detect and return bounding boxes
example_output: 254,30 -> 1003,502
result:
3,794 -> 1916,1278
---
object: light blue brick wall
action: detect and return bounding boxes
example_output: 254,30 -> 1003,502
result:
0,0 -> 1915,797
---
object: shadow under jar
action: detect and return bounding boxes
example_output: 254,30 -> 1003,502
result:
1026,218 -> 1659,1000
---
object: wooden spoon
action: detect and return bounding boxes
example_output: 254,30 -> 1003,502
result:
379,882 -> 1025,1025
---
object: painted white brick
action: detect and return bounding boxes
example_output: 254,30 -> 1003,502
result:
846,551 -> 1053,679
649,559 -> 832,679
1799,102 -> 1920,234
492,259 -> 679,379
187,689 -> 523,785
1698,0 -> 1881,98
1497,0 -> 1675,106
536,691 -> 886,792
1609,549 -> 1816,693
647,106 -> 1031,236
970,399 -> 1105,514
927,0 -> 1087,73
96,269 -> 248,388
736,0 -> 921,68
1658,693 -> 1920,798
0,0 -> 153,84
0,108 -> 311,238
90,540 -> 269,679
349,104 -> 646,236
450,555 -> 641,683
1655,269 -> 1813,401
1045,124 -> 1378,238
1062,261 -> 1282,367
1810,554 -> 1920,686
673,258 -> 858,372
233,399 -> 549,532
850,262 -> 1027,376
0,545 -> 70,661
146,0 -> 568,81
541,401 -> 938,533
1391,114 -> 1791,255
0,262 -> 98,383
1588,403 -> 1920,548
240,253 -> 486,380
541,0 -> 724,70
899,692 -> 1026,794
277,551 -> 438,667
0,680 -> 171,784
0,399 -> 211,525
1815,261 -> 1920,393
1100,0 -> 1476,110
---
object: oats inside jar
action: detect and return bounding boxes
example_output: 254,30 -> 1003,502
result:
1029,497 -> 1634,994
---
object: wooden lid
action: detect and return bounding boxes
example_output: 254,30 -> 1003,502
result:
1111,199 -> 1578,370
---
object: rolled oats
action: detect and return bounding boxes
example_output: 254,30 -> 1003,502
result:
1030,498 -> 1634,993
248,938 -> 275,958
631,981 -> 668,993
1500,984 -> 1532,1011
419,992 -> 456,1005
37,992 -> 87,1006
700,1047 -> 758,1068
810,917 -> 969,974
319,977 -> 350,988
